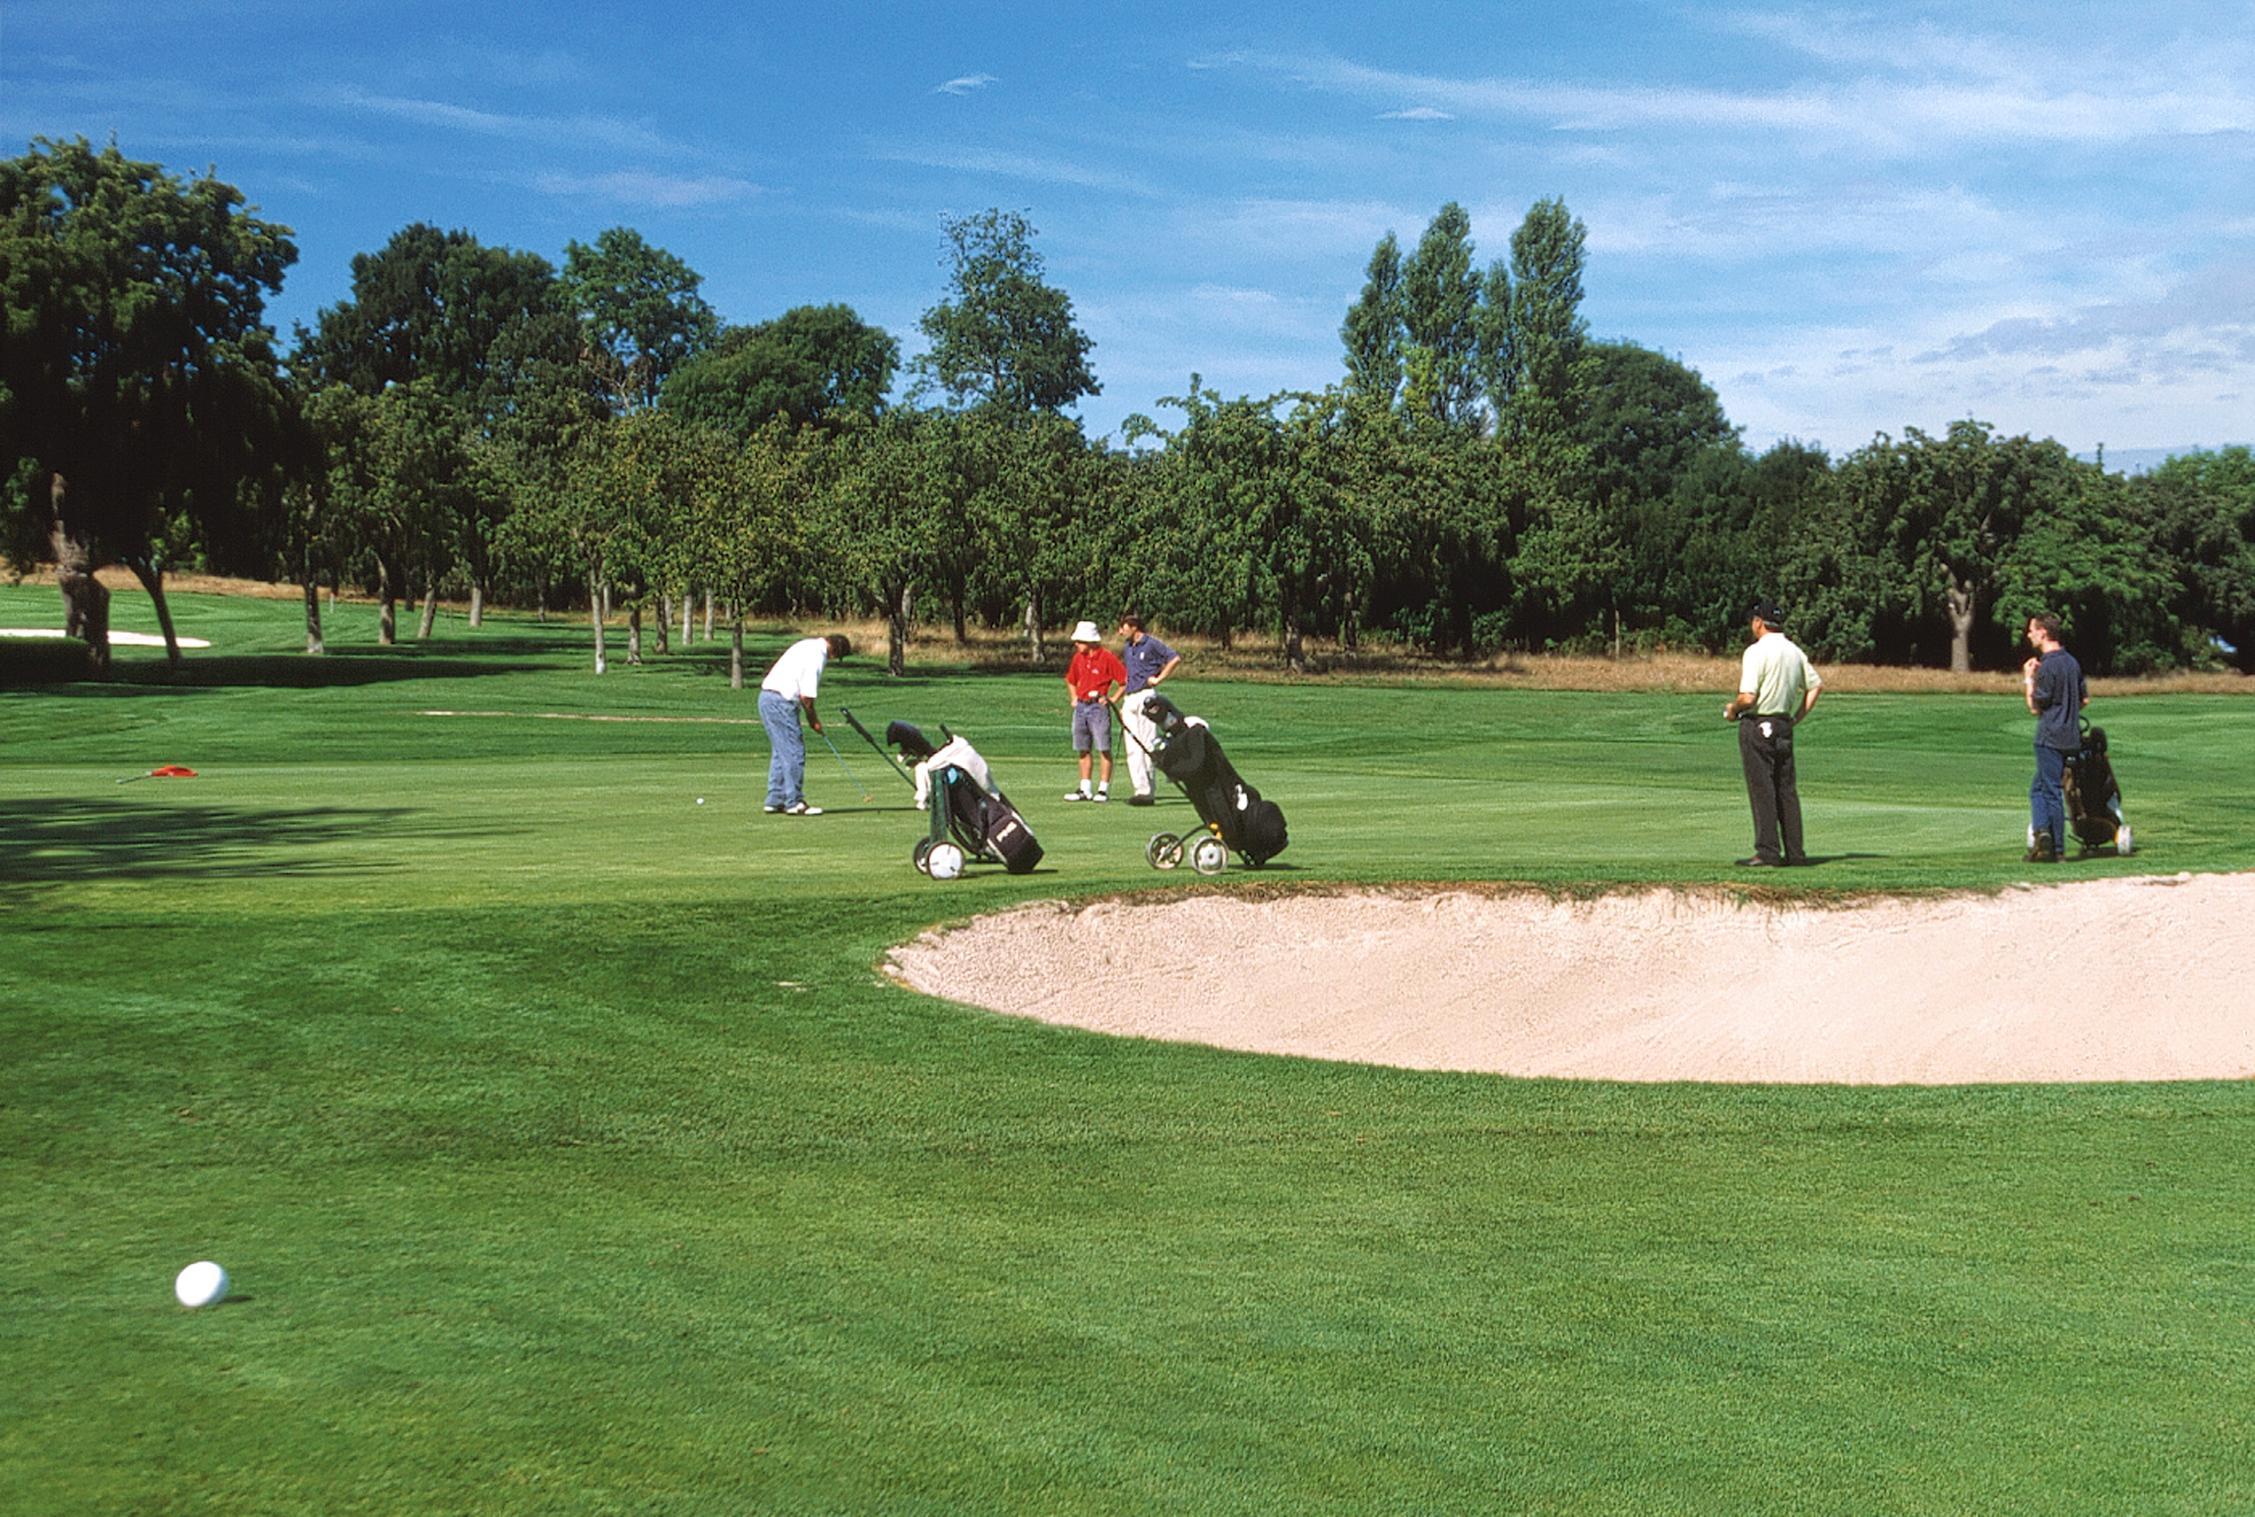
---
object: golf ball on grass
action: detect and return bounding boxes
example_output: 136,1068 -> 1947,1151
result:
696,797 -> 705,805
175,1260 -> 229,1308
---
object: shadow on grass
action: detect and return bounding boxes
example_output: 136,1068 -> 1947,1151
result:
4,644 -> 547,692
0,798 -> 506,889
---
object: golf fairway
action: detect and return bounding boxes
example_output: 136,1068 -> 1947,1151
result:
3,584 -> 2253,1515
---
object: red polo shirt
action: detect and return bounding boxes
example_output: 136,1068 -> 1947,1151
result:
1066,645 -> 1126,702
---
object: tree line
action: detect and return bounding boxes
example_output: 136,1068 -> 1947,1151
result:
5,136 -> 2251,678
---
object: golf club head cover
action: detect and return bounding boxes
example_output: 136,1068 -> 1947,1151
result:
886,720 -> 937,759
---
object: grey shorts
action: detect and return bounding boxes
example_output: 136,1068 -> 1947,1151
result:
1071,700 -> 1112,753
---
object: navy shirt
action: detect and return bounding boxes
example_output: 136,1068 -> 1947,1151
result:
1121,633 -> 1176,693
2032,648 -> 2086,751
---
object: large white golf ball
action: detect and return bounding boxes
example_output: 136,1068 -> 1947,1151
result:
174,1260 -> 229,1309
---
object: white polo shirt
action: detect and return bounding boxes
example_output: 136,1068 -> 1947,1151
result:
760,637 -> 829,700
1739,631 -> 1821,717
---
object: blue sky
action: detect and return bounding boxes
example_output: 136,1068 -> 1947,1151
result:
6,1 -> 2251,461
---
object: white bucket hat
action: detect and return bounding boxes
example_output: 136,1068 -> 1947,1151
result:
1070,619 -> 1103,643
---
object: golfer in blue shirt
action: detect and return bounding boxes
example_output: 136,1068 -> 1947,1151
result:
1116,615 -> 1181,807
2022,613 -> 2087,864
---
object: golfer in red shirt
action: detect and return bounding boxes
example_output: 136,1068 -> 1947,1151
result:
1063,618 -> 1125,801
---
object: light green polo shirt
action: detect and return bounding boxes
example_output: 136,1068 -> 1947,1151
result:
1738,631 -> 1821,717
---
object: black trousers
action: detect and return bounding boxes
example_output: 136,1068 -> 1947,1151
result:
1738,713 -> 1805,864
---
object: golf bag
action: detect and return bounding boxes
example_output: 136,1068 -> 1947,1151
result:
888,721 -> 1044,876
2062,721 -> 2132,854
1142,694 -> 1289,867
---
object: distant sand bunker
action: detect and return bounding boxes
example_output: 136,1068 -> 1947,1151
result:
887,875 -> 2255,1084
0,628 -> 210,647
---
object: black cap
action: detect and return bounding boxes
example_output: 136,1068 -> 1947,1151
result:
885,720 -> 936,759
1749,601 -> 1787,628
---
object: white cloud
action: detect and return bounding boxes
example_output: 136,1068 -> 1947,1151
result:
321,86 -> 678,156
870,142 -> 1163,198
934,73 -> 998,96
1378,106 -> 1454,121
531,170 -> 761,207
1221,49 -> 2255,151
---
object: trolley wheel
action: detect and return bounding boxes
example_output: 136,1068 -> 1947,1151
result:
926,842 -> 967,880
912,837 -> 933,873
1190,835 -> 1228,876
2117,823 -> 2134,856
1146,832 -> 1183,870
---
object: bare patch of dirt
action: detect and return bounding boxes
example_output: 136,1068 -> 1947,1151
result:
887,875 -> 2255,1084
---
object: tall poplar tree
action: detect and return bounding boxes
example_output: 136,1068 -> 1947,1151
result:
1341,232 -> 1405,408
1399,203 -> 1485,430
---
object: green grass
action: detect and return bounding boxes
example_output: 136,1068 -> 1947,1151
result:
4,582 -> 2253,1515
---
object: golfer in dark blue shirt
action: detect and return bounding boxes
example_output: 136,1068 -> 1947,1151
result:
2022,613 -> 2087,864
1116,615 -> 1181,806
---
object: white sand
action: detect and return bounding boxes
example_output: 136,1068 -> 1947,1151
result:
886,874 -> 2255,1084
0,628 -> 210,647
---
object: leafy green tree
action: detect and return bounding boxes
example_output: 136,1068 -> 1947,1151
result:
304,380 -> 495,646
663,305 -> 897,436
2132,447 -> 2255,672
1574,341 -> 1738,648
1501,197 -> 1592,446
296,223 -> 573,406
0,137 -> 296,669
1498,197 -> 1599,645
1399,203 -> 1486,430
1341,232 -> 1405,407
828,410 -> 945,675
914,209 -> 1098,415
1833,420 -> 2081,672
558,227 -> 720,413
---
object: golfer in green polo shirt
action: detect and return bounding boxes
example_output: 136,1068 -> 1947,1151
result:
1721,601 -> 1823,867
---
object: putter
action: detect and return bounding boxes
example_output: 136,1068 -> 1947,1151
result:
814,726 -> 876,803
840,708 -> 917,789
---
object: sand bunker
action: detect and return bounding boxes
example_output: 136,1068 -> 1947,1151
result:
886,874 -> 2255,1084
0,628 -> 210,648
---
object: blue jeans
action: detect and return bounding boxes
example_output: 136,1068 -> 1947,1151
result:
2030,743 -> 2068,852
760,691 -> 804,808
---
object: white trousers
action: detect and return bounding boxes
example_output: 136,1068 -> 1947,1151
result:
1123,690 -> 1161,796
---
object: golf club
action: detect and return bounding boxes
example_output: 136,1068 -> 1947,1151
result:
840,708 -> 917,789
814,726 -> 876,803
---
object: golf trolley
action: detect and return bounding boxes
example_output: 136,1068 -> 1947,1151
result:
1131,693 -> 1288,877
842,709 -> 1043,879
2034,719 -> 2134,857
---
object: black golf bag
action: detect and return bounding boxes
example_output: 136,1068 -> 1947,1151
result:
1143,695 -> 1289,866
888,721 -> 1044,875
2062,721 -> 2131,853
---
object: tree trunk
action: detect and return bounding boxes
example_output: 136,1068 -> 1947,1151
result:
124,557 -> 183,667
951,572 -> 968,645
1342,604 -> 1360,653
680,592 -> 692,646
1282,603 -> 1305,673
729,620 -> 746,689
628,603 -> 644,665
589,574 -> 608,674
703,589 -> 714,640
655,595 -> 673,655
47,474 -> 111,673
1611,603 -> 1621,661
469,583 -> 485,628
1024,595 -> 1045,664
417,586 -> 439,640
888,582 -> 909,677
377,555 -> 400,646
302,574 -> 325,655
1946,578 -> 1976,674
